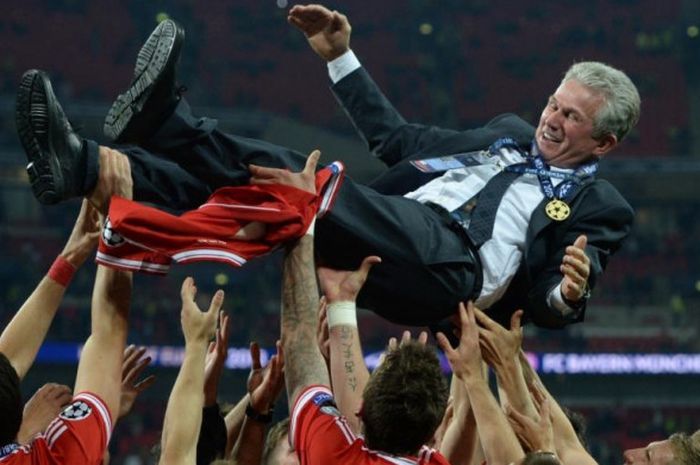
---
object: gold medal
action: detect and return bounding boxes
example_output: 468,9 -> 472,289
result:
545,199 -> 570,221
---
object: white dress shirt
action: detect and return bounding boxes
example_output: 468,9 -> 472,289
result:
328,50 -> 575,315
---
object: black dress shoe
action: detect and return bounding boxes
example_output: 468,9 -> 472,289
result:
103,19 -> 185,143
16,70 -> 86,205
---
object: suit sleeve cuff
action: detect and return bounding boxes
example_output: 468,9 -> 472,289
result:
547,283 -> 577,317
328,50 -> 361,83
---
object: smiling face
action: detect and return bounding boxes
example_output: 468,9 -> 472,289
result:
623,439 -> 677,465
535,79 -> 617,169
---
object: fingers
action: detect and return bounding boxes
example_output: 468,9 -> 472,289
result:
304,149 -> 321,175
207,290 -> 225,315
573,234 -> 587,250
387,337 -> 398,351
417,331 -> 428,346
180,277 -> 196,302
358,255 -> 381,277
219,313 -> 231,348
275,340 -> 284,368
435,331 -> 455,354
472,304 -> 498,330
249,342 -> 262,370
510,310 -> 524,332
133,375 -> 157,393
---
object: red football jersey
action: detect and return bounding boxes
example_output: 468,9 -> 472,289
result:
0,392 -> 112,465
96,162 -> 344,274
290,386 -> 450,465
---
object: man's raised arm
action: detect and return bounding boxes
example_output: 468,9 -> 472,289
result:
281,234 -> 331,408
0,199 -> 99,379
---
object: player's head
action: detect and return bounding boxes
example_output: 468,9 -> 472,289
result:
0,353 -> 22,445
360,340 -> 448,455
262,418 -> 298,465
535,61 -> 640,167
623,430 -> 700,465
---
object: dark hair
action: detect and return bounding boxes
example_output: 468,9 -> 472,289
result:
522,451 -> 562,465
0,353 -> 22,446
361,341 -> 448,455
262,418 -> 291,465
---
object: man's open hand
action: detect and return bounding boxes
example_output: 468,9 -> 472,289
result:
288,4 -> 351,61
249,149 -> 320,194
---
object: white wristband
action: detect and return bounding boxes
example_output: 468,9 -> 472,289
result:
304,216 -> 317,237
327,301 -> 358,328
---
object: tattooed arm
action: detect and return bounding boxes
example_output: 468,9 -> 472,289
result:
317,257 -> 379,434
281,235 -> 332,408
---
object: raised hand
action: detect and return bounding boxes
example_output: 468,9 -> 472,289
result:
317,256 -> 381,303
560,235 -> 590,302
180,277 -> 222,345
247,341 -> 285,414
475,307 -> 524,369
17,383 -> 73,443
506,395 -> 555,453
288,4 -> 351,61
119,345 -> 156,419
60,199 -> 102,268
89,147 -> 133,213
435,302 -> 484,381
249,149 -> 320,194
204,311 -> 231,407
387,330 -> 429,351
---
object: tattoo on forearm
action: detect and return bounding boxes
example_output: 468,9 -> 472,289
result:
281,238 -> 330,396
339,326 -> 358,391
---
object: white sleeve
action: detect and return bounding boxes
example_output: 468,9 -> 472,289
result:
327,50 -> 362,83
546,283 -> 577,317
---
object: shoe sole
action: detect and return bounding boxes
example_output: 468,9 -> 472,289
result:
103,19 -> 181,141
16,70 -> 62,204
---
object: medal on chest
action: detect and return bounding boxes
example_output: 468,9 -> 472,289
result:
545,199 -> 570,221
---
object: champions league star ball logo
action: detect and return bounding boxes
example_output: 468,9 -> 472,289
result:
102,218 -> 125,247
59,401 -> 92,421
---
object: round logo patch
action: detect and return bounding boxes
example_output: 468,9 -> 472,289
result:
59,401 -> 92,421
102,219 -> 125,247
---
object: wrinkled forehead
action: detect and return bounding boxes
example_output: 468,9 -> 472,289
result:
553,79 -> 607,119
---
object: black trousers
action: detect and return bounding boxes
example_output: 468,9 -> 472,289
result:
86,100 -> 480,326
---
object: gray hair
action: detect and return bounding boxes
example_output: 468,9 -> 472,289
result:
669,430 -> 700,465
563,61 -> 641,142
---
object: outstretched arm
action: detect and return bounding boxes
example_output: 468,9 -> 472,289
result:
73,148 -> 134,421
159,278 -> 222,465
0,199 -> 100,379
474,307 -> 538,421
438,375 -> 478,465
278,153 -> 331,408
231,342 -> 285,465
281,234 -> 331,408
436,302 -> 524,465
288,4 -> 458,166
317,256 -> 380,433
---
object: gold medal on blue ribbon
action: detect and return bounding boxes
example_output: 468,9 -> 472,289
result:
545,199 -> 570,221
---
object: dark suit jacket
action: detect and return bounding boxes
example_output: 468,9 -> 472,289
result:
332,67 -> 634,329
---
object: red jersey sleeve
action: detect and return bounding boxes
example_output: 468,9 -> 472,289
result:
43,392 -> 113,465
0,392 -> 112,465
290,385 -> 360,465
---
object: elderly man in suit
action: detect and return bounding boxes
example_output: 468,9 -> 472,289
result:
15,7 -> 638,329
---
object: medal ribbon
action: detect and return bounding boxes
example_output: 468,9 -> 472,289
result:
490,138 -> 598,201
